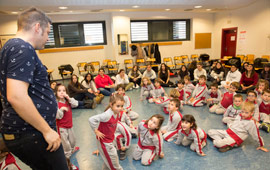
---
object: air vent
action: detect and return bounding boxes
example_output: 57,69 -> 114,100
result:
90,9 -> 102,13
184,9 -> 193,11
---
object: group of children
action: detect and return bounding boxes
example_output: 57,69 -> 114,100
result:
46,69 -> 270,170
86,72 -> 270,170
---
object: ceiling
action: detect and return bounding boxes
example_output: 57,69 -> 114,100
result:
0,0 -> 259,15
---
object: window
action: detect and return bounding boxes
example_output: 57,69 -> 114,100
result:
45,25 -> 55,47
45,21 -> 106,48
83,23 -> 105,44
130,19 -> 190,43
130,22 -> 148,41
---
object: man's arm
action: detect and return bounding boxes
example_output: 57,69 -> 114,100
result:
7,78 -> 61,152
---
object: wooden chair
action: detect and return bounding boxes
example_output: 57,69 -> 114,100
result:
163,57 -> 175,70
246,54 -> 255,64
89,61 -> 100,75
124,59 -> 133,73
107,60 -> 118,75
174,56 -> 184,69
136,59 -> 147,71
58,64 -> 74,81
261,55 -> 270,61
77,62 -> 88,75
102,59 -> 111,73
236,54 -> 246,62
191,54 -> 199,61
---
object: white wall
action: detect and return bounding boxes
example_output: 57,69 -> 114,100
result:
212,0 -> 270,59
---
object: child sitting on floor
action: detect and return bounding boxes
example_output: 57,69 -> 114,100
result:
175,80 -> 186,108
257,89 -> 270,132
205,83 -> 222,108
161,99 -> 183,142
222,94 -> 243,126
175,114 -> 207,156
183,75 -> 195,102
149,78 -> 167,103
156,89 -> 180,114
208,101 -> 268,153
187,75 -> 208,107
115,84 -> 139,121
209,82 -> 240,114
255,79 -> 269,101
133,114 -> 165,166
140,77 -> 155,101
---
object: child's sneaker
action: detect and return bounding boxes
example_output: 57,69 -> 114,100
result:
71,164 -> 79,170
260,123 -> 270,133
119,150 -> 126,160
72,146 -> 80,154
218,146 -> 232,152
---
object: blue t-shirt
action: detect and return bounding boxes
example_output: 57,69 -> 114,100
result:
0,38 -> 58,134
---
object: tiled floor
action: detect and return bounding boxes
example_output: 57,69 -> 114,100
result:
16,83 -> 270,170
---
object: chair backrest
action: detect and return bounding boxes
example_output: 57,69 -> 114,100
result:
191,54 -> 199,60
103,59 -> 111,66
146,58 -> 156,62
262,55 -> 270,61
89,61 -> 100,74
163,57 -> 172,62
124,59 -> 133,64
108,60 -> 117,66
136,59 -> 145,63
246,54 -> 255,63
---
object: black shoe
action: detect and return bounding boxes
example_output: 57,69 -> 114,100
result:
119,151 -> 126,160
131,133 -> 137,138
218,146 -> 232,152
260,123 -> 270,133
207,134 -> 214,141
209,103 -> 214,108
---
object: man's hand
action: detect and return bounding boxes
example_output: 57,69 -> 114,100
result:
43,128 -> 61,152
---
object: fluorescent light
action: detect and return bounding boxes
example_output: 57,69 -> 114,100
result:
194,6 -> 202,9
59,6 -> 68,10
11,11 -> 18,14
206,9 -> 212,11
120,9 -> 125,12
165,9 -> 171,11
132,5 -> 140,8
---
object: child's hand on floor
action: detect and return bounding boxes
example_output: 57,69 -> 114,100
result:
159,152 -> 164,159
92,150 -> 99,156
95,129 -> 105,140
257,146 -> 269,152
199,152 -> 206,156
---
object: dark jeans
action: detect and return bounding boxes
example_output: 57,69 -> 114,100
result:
160,81 -> 174,87
129,78 -> 141,86
98,87 -> 115,96
73,92 -> 95,101
2,131 -> 68,170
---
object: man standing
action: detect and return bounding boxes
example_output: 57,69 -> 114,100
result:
0,8 -> 68,169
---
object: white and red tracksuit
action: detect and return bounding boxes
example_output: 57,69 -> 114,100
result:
133,121 -> 163,166
140,84 -> 155,100
114,121 -> 132,151
175,127 -> 207,155
89,108 -> 123,170
209,91 -> 236,114
0,153 -> 21,170
123,94 -> 139,121
184,83 -> 195,101
205,89 -> 222,105
208,114 -> 264,149
154,96 -> 171,114
188,83 -> 207,107
258,100 -> 270,124
56,98 -> 78,159
149,86 -> 166,103
118,111 -> 137,135
222,104 -> 242,126
161,110 -> 182,141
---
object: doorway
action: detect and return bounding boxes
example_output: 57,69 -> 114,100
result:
221,27 -> 237,58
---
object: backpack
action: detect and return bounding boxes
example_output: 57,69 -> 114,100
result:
227,57 -> 241,69
199,54 -> 210,61
254,58 -> 268,68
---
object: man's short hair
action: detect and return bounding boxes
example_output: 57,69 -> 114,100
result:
18,7 -> 52,32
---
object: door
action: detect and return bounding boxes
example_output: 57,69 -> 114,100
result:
221,27 -> 237,58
